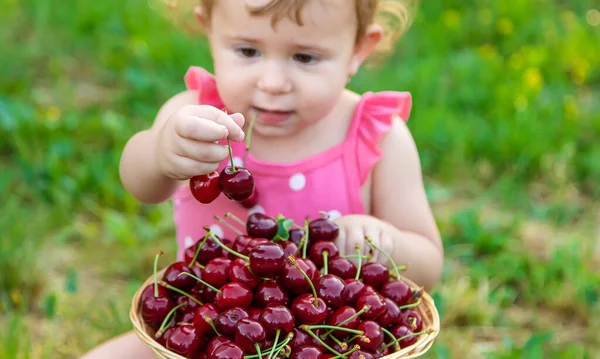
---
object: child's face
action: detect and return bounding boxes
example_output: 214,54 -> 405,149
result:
202,0 -> 369,138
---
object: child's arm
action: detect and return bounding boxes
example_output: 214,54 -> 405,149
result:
119,90 -> 245,204
371,117 -> 444,290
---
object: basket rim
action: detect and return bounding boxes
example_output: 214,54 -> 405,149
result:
130,266 -> 441,359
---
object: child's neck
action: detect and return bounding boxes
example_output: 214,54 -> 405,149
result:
247,89 -> 361,163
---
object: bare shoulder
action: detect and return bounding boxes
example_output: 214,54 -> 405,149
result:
372,116 -> 443,251
150,90 -> 200,130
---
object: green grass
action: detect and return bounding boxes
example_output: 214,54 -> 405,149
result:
1,0 -> 599,358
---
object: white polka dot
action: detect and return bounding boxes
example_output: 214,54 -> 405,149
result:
328,210 -> 342,221
289,173 -> 306,191
233,156 -> 244,167
248,205 -> 265,216
209,224 -> 224,239
183,236 -> 194,249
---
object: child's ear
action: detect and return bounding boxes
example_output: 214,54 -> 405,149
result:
194,5 -> 210,31
349,23 -> 384,75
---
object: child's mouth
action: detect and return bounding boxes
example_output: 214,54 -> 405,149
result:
252,107 -> 294,125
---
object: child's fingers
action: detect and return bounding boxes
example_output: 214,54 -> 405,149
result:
175,137 -> 229,163
182,105 -> 245,142
175,115 -> 229,142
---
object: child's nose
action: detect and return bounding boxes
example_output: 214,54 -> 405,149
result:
257,64 -> 292,95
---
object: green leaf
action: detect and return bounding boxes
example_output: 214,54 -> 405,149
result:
522,332 -> 553,359
42,293 -> 57,318
272,216 -> 294,241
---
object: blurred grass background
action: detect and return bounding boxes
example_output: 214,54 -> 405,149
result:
1,0 -> 599,358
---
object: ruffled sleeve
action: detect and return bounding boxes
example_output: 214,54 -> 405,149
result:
352,91 -> 412,185
184,66 -> 225,109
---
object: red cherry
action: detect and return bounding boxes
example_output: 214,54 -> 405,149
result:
239,186 -> 259,208
281,257 -> 315,294
279,240 -> 299,258
343,279 -> 366,306
234,318 -> 267,353
205,336 -> 232,357
247,307 -> 262,321
355,292 -> 388,320
316,274 -> 347,309
184,236 -> 224,266
326,306 -> 360,339
259,304 -> 295,336
165,324 -> 205,358
291,346 -> 324,359
309,241 -> 339,267
391,325 -> 419,348
219,166 -> 254,201
228,258 -> 261,289
254,280 -> 289,307
248,242 -> 286,278
189,170 -> 221,204
211,342 -> 245,359
328,257 -> 357,280
202,257 -> 231,288
360,263 -> 390,290
308,217 -> 339,241
348,350 -> 375,359
356,320 -> 384,351
193,303 -> 219,337
400,309 -> 423,332
246,213 -> 278,239
141,294 -> 174,330
289,327 -> 312,350
377,298 -> 401,329
380,280 -> 413,307
215,282 -> 253,310
163,261 -> 196,291
291,293 -> 327,325
140,283 -> 169,304
289,228 -> 310,251
215,306 -> 249,337
156,325 -> 176,347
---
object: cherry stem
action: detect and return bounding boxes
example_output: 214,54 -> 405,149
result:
355,243 -> 362,281
188,234 -> 208,268
321,305 -> 370,339
382,328 -> 434,350
202,315 -> 221,336
330,345 -> 360,359
153,251 -> 163,298
243,111 -> 257,165
381,327 -> 400,351
214,215 -> 243,236
205,227 -> 249,261
398,298 -> 422,310
157,280 -> 203,306
177,272 -> 222,294
288,255 -> 319,307
224,212 -> 246,228
300,326 -> 344,357
294,236 -> 306,257
267,329 -> 280,359
254,343 -> 262,358
365,236 -> 401,279
227,139 -> 236,172
408,317 -> 417,331
307,325 -> 363,335
302,218 -> 310,259
322,251 -> 329,275
327,334 -> 346,350
155,302 -> 186,339
244,332 -> 293,359
345,334 -> 363,344
319,210 -> 330,219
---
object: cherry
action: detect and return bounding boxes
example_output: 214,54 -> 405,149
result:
289,327 -> 312,350
289,228 -> 309,250
189,170 -> 221,204
202,257 -> 231,288
246,213 -> 278,239
309,241 -> 339,268
355,292 -> 388,320
140,283 -> 169,304
377,298 -> 401,329
228,258 -> 260,289
248,307 -> 262,321
156,325 -> 176,347
281,257 -> 315,294
360,262 -> 390,290
356,320 -> 384,351
193,303 -> 219,337
165,324 -> 204,358
348,350 -> 375,359
254,280 -> 289,307
141,253 -> 175,330
184,236 -> 223,266
344,279 -> 366,306
205,336 -> 232,357
390,325 -> 418,348
234,318 -> 267,354
316,274 -> 347,309
211,342 -> 245,359
163,261 -> 196,291
215,282 -> 253,310
308,216 -> 339,241
239,186 -> 259,208
328,257 -> 357,280
280,240 -> 299,258
380,280 -> 413,307
291,293 -> 327,325
248,242 -> 286,278
291,346 -> 323,359
232,234 -> 254,256
215,306 -> 249,337
259,304 -> 295,336
400,309 -> 423,332
219,166 -> 254,201
325,306 -> 361,339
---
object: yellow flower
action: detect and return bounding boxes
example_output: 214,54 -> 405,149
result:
571,58 -> 590,85
524,68 -> 543,91
442,10 -> 461,30
563,95 -> 578,120
496,18 -> 514,35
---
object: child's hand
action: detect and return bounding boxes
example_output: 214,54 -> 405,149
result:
333,215 -> 395,267
155,105 -> 245,180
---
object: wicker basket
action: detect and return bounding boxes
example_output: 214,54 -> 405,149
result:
130,268 -> 440,359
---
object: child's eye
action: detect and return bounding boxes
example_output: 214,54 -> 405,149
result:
236,46 -> 260,58
293,53 -> 318,64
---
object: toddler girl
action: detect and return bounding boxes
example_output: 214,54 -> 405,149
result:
82,0 -> 443,357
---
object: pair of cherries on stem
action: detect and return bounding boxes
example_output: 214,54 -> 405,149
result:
189,139 -> 254,204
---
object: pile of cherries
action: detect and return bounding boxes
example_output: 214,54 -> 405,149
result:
139,212 -> 431,359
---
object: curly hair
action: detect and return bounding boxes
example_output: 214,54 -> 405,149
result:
155,0 -> 417,56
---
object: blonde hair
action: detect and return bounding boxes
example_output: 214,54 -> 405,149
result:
156,0 -> 416,57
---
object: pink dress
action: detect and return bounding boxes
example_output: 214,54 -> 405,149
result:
172,66 -> 412,260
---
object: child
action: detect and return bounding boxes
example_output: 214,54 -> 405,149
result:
82,0 -> 443,357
